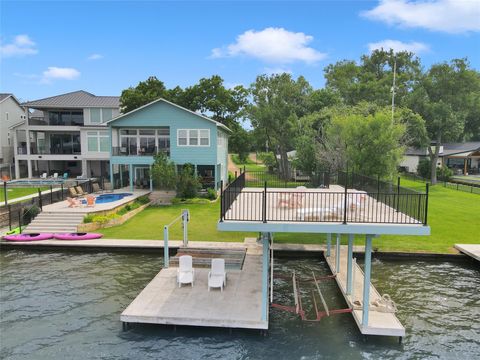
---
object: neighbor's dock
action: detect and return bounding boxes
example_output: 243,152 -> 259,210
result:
455,244 -> 480,261
325,238 -> 405,337
121,243 -> 268,330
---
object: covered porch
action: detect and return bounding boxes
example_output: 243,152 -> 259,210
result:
444,150 -> 480,175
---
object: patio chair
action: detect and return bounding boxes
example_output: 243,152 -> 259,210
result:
63,173 -> 68,180
92,183 -> 103,193
103,181 -> 114,193
208,258 -> 227,292
75,186 -> 88,196
176,255 -> 195,288
52,173 -> 59,179
66,197 -> 81,208
68,187 -> 80,198
40,173 -> 47,179
85,195 -> 96,207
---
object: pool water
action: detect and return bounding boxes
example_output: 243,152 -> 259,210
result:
82,193 -> 132,204
0,251 -> 479,359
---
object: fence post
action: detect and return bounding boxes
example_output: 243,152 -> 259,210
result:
263,181 -> 267,223
61,183 -> 64,200
50,185 -> 53,203
3,181 -> 7,206
396,176 -> 401,212
235,171 -> 237,179
8,205 -> 11,230
18,209 -> 22,233
424,183 -> 429,225
219,180 -> 224,222
343,171 -> 348,224
38,188 -> 43,210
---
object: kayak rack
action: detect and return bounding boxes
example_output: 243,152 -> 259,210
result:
271,271 -> 352,322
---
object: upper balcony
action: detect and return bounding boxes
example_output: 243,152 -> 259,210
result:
218,171 -> 430,236
29,110 -> 84,127
112,146 -> 170,157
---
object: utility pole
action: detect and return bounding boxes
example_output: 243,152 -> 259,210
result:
391,55 -> 397,123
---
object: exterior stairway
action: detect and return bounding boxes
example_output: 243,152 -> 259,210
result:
24,211 -> 85,233
149,191 -> 176,205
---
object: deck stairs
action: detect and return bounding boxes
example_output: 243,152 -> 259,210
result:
170,247 -> 246,270
149,191 -> 176,205
24,211 -> 85,233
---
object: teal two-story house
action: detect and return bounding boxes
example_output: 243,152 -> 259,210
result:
106,98 -> 230,191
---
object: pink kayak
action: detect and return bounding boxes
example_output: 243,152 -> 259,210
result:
53,233 -> 103,240
3,233 -> 54,241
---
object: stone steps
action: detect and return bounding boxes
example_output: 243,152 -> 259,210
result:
24,212 -> 86,233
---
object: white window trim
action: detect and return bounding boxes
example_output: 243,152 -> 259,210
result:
87,130 -> 109,152
177,129 -> 210,147
119,128 -> 170,152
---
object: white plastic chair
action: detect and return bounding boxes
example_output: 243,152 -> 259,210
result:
40,173 -> 47,179
177,255 -> 194,287
208,258 -> 227,292
52,172 -> 59,179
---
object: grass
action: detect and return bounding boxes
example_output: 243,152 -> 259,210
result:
0,187 -> 48,203
99,177 -> 479,254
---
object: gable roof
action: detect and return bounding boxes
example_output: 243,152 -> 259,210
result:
442,142 -> 480,156
106,97 -> 231,132
0,93 -> 22,106
22,90 -> 120,109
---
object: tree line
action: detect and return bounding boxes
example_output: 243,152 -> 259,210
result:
120,50 -> 480,184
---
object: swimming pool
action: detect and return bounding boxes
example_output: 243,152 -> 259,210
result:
6,179 -> 66,186
82,193 -> 133,204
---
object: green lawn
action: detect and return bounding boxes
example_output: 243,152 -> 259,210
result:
100,178 -> 479,253
1,187 -> 48,203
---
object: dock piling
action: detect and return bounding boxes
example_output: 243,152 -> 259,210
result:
346,234 -> 354,295
362,235 -> 373,327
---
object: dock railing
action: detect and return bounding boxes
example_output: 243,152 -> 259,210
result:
220,170 -> 429,225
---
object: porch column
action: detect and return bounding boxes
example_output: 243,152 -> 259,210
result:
261,232 -> 270,322
362,234 -> 373,327
27,160 -> 32,178
13,130 -> 20,179
149,165 -> 153,191
346,234 -> 354,296
109,162 -> 113,186
129,164 -> 134,191
81,159 -> 88,178
335,233 -> 341,274
326,233 -> 331,257
464,158 -> 467,175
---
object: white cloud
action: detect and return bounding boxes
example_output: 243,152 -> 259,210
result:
211,27 -> 326,64
41,67 -> 80,83
88,53 -> 103,60
362,0 -> 480,33
0,34 -> 38,58
368,39 -> 429,53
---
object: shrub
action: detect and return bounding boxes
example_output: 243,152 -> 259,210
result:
92,214 -> 119,225
417,158 -> 431,179
171,197 -> 210,205
137,195 -> 150,205
22,205 -> 40,224
151,152 -> 177,190
206,188 -> 217,200
258,152 -> 277,172
438,165 -> 453,181
83,214 -> 94,223
176,163 -> 201,199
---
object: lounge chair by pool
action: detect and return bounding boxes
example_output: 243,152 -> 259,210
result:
66,197 -> 81,208
68,187 -> 79,198
75,186 -> 88,196
92,183 -> 103,193
85,195 -> 96,207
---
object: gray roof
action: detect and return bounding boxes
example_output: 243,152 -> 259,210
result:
22,90 -> 120,109
30,109 -> 44,118
405,147 -> 427,156
0,93 -> 12,102
442,142 -> 480,155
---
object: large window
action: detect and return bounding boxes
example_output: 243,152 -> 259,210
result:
118,128 -> 170,155
48,110 -> 84,126
87,131 -> 110,152
89,108 -> 115,124
177,129 -> 210,147
90,108 -> 101,123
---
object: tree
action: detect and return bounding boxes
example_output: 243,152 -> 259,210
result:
325,49 -> 422,107
120,76 -> 170,113
228,124 -> 251,163
176,164 -> 201,199
248,73 -> 312,179
151,152 -> 176,190
408,59 -> 480,183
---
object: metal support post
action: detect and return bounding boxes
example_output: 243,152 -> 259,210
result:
346,234 -> 354,295
261,232 -> 269,322
335,234 -> 341,274
362,234 -> 373,327
326,233 -> 331,257
164,225 -> 169,268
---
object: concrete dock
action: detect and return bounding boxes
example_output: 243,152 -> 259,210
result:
455,244 -> 480,261
325,245 -> 405,337
120,245 -> 267,330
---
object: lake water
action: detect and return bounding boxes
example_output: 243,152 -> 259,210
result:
1,250 -> 479,359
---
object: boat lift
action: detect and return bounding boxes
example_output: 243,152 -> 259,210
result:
163,209 -> 189,268
271,270 -> 352,322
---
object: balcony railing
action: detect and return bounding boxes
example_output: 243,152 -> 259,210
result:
16,147 -> 82,155
112,146 -> 170,157
220,170 -> 429,225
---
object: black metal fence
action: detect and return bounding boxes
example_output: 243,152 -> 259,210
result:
244,170 -> 330,188
402,172 -> 480,195
220,170 -> 429,225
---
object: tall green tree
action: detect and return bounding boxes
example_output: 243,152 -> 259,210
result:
324,49 -> 422,107
248,73 -> 312,179
120,76 -> 170,113
408,59 -> 480,183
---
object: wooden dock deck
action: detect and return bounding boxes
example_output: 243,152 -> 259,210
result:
324,246 -> 405,337
455,244 -> 480,261
121,250 -> 267,330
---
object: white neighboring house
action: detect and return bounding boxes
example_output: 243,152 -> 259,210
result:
12,90 -> 120,179
400,142 -> 480,175
0,94 -> 27,167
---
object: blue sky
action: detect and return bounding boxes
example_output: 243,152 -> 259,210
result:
1,0 -> 479,101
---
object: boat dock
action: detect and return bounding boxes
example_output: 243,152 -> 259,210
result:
324,239 -> 405,337
121,243 -> 268,330
455,244 -> 480,261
